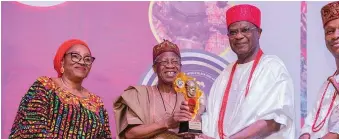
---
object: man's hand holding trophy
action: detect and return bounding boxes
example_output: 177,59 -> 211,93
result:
173,72 -> 205,135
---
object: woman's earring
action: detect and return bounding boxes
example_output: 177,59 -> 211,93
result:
60,66 -> 64,74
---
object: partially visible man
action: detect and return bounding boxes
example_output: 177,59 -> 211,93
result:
299,1 -> 339,139
179,4 -> 295,139
113,40 -> 191,139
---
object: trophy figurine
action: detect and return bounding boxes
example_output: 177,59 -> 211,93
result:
173,72 -> 204,134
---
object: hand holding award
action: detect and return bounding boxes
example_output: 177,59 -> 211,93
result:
173,72 -> 204,134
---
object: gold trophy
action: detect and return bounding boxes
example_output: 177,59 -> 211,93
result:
173,72 -> 204,134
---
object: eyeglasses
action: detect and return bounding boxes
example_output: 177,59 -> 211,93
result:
155,59 -> 181,66
64,52 -> 95,65
227,27 -> 257,38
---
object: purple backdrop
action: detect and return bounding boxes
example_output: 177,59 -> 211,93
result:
2,1 -> 311,138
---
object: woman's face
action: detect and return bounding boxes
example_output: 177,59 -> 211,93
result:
61,44 -> 95,81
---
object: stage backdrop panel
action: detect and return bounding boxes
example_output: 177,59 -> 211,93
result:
3,1 -> 324,138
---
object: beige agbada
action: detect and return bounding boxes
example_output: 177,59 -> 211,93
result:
113,85 -> 185,139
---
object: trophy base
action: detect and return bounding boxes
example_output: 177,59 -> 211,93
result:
178,121 -> 202,134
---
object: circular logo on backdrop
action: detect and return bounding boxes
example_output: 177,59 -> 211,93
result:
17,1 -> 65,7
148,1 -> 236,62
140,49 -> 229,96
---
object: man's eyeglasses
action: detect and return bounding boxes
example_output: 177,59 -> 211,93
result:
227,27 -> 257,38
64,52 -> 95,65
155,59 -> 181,66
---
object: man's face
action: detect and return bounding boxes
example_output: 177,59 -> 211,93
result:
153,52 -> 181,85
325,18 -> 339,58
227,21 -> 262,57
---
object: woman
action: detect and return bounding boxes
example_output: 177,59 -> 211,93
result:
9,39 -> 112,138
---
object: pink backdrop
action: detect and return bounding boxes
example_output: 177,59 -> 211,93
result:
2,1 -> 157,138
2,1 -> 311,138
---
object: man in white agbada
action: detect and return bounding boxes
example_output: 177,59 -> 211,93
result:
299,1 -> 339,139
178,4 -> 295,139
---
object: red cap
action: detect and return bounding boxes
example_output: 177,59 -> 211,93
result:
226,4 -> 261,28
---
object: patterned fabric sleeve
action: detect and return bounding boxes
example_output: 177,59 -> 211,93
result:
97,107 -> 112,139
9,80 -> 52,138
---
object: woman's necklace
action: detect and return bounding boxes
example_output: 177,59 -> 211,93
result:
60,78 -> 86,98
